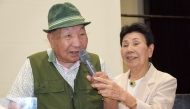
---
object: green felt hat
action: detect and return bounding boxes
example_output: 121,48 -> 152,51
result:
43,2 -> 91,33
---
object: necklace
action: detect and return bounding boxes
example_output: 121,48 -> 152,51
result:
129,80 -> 136,87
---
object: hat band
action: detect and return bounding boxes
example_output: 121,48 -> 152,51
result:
49,16 -> 84,28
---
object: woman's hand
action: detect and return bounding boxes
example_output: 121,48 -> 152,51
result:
91,77 -> 125,101
86,72 -> 118,109
86,71 -> 110,91
92,77 -> 137,108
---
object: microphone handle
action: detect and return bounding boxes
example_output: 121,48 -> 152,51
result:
85,60 -> 97,76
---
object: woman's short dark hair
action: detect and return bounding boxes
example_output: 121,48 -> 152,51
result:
120,23 -> 154,47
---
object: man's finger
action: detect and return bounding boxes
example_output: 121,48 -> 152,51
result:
86,75 -> 92,82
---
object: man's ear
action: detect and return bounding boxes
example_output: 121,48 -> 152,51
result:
149,44 -> 154,58
47,33 -> 54,48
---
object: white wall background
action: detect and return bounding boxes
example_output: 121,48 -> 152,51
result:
0,0 -> 144,97
0,0 -> 122,97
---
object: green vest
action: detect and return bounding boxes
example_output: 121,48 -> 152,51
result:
28,51 -> 103,109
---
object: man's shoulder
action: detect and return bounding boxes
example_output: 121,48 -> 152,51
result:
28,51 -> 47,58
88,52 -> 98,57
88,52 -> 100,62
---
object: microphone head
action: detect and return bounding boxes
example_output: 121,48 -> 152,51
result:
78,49 -> 91,64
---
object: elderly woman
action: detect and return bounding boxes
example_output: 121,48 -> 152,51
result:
91,23 -> 177,109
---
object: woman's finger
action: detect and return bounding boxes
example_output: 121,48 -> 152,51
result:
93,77 -> 110,84
92,82 -> 107,89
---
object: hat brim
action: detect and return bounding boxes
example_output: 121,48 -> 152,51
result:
43,21 -> 91,33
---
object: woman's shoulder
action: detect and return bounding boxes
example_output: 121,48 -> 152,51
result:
156,70 -> 176,82
114,72 -> 129,82
149,63 -> 176,81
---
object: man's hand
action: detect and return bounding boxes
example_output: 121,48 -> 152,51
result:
0,104 -> 8,109
8,101 -> 22,109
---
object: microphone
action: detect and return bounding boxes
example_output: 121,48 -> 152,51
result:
78,49 -> 97,76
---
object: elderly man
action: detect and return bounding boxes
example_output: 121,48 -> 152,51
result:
6,2 -> 117,109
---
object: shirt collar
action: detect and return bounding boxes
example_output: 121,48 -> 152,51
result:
47,48 -> 81,68
48,49 -> 56,62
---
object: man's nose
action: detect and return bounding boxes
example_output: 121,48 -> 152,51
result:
72,36 -> 81,47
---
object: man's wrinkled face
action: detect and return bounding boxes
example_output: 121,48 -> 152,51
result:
48,25 -> 88,65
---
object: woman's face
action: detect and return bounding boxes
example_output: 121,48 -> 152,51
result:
121,32 -> 154,69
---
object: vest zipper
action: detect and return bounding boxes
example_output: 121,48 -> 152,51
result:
70,92 -> 75,109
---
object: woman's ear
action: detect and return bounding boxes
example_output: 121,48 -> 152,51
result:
149,44 -> 154,58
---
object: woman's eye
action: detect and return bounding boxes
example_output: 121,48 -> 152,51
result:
134,42 -> 139,46
122,44 -> 128,47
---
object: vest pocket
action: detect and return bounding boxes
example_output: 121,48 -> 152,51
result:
76,78 -> 103,109
78,78 -> 94,90
34,79 -> 64,93
34,80 -> 71,109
